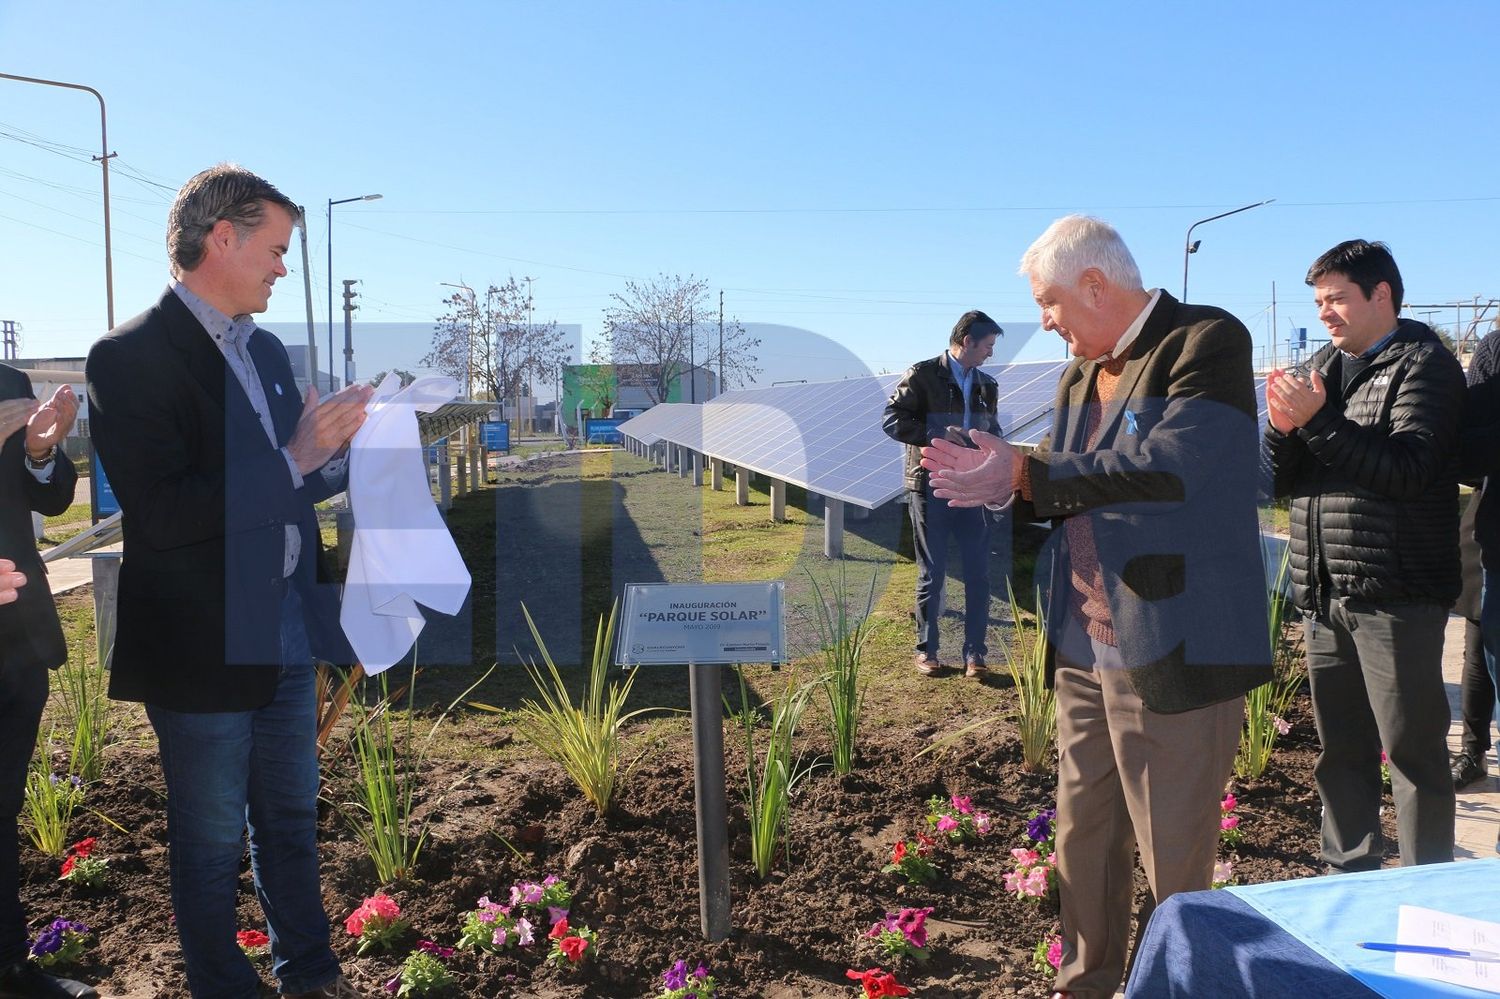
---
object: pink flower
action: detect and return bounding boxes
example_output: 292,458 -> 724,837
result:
515,917 -> 535,947
973,812 -> 993,835
1046,852 -> 1056,866
1024,868 -> 1050,897
1010,848 -> 1040,866
1213,861 -> 1233,884
936,815 -> 958,833
1221,816 -> 1239,831
1380,750 -> 1389,763
1003,871 -> 1024,893
894,907 -> 932,949
1046,936 -> 1062,969
950,794 -> 973,815
1273,716 -> 1291,735
1220,793 -> 1237,812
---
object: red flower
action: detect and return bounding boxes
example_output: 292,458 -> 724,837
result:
59,856 -> 75,878
69,838 -> 97,859
559,934 -> 588,963
915,832 -> 936,855
237,929 -> 270,949
549,917 -> 569,940
846,967 -> 911,998
890,841 -> 907,865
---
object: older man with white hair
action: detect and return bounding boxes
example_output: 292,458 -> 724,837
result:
922,215 -> 1271,999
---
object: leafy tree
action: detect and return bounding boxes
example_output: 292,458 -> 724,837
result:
424,278 -> 569,413
591,273 -> 760,403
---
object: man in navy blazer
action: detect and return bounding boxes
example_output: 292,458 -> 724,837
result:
87,164 -> 371,999
0,367 -> 94,999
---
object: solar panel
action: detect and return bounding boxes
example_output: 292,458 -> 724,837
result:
621,364 -> 1273,506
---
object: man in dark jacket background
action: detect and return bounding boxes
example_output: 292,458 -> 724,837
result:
0,366 -> 93,999
1265,239 -> 1461,871
882,312 -> 1001,678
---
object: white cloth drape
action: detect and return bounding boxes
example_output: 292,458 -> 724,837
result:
340,374 -> 472,673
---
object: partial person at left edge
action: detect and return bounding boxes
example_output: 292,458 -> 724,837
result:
86,163 -> 373,999
0,366 -> 94,999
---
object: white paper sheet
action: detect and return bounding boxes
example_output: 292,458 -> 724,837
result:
1394,905 -> 1500,993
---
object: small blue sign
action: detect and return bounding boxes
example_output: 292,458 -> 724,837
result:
91,450 -> 119,520
424,438 -> 448,465
481,420 -> 510,452
585,417 -> 625,445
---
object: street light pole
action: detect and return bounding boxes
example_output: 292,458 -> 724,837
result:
0,72 -> 115,327
327,192 -> 382,391
1182,199 -> 1274,303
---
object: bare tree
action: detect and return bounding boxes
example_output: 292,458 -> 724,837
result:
592,274 -> 760,403
425,278 -> 570,414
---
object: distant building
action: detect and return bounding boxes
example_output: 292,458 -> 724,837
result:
561,363 -> 717,430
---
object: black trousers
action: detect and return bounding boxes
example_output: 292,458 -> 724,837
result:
1460,617 -> 1497,758
0,660 -> 48,964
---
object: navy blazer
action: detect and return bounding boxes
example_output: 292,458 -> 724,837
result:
0,364 -> 78,674
86,289 -> 354,712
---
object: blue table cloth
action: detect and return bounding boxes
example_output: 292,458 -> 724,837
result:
1126,859 -> 1500,998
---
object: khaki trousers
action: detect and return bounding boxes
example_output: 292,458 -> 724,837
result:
1052,645 -> 1243,999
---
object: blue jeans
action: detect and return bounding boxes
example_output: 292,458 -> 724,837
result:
145,587 -> 338,998
908,486 -> 991,658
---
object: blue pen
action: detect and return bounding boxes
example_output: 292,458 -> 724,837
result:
1358,942 -> 1500,962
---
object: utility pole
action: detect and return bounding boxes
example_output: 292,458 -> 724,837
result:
1,320 -> 18,360
718,290 -> 724,397
342,279 -> 359,386
1270,281 -> 1277,370
689,303 -> 696,403
524,276 -> 535,433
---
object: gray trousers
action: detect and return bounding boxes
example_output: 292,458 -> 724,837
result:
1304,599 -> 1455,870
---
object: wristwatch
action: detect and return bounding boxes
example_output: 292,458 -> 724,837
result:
25,446 -> 54,469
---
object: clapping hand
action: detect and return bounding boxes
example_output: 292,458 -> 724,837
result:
287,383 -> 375,475
25,385 -> 79,459
920,428 -> 1019,508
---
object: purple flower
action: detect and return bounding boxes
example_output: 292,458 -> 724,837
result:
693,962 -> 710,980
383,976 -> 399,994
1026,808 -> 1056,843
547,906 -> 568,927
663,959 -> 689,990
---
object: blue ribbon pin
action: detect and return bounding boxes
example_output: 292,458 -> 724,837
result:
1123,410 -> 1139,435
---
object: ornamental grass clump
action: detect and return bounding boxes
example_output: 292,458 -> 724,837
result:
22,746 -> 82,857
337,658 -> 495,883
56,653 -> 110,783
1236,538 -> 1304,779
732,668 -> 817,880
1001,581 -> 1056,774
808,567 -> 877,776
516,603 -> 651,816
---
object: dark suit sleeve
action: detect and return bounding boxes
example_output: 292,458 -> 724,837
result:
1025,318 -> 1255,517
1459,332 -> 1500,483
86,336 -> 303,551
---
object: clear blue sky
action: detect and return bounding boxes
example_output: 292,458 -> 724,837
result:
3,0 -> 1497,386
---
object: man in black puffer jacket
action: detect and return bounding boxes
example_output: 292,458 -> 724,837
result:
1264,239 -> 1461,872
883,311 -> 1001,678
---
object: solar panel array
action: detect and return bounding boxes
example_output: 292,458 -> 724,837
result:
618,361 -> 1276,510
617,360 -> 1070,510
